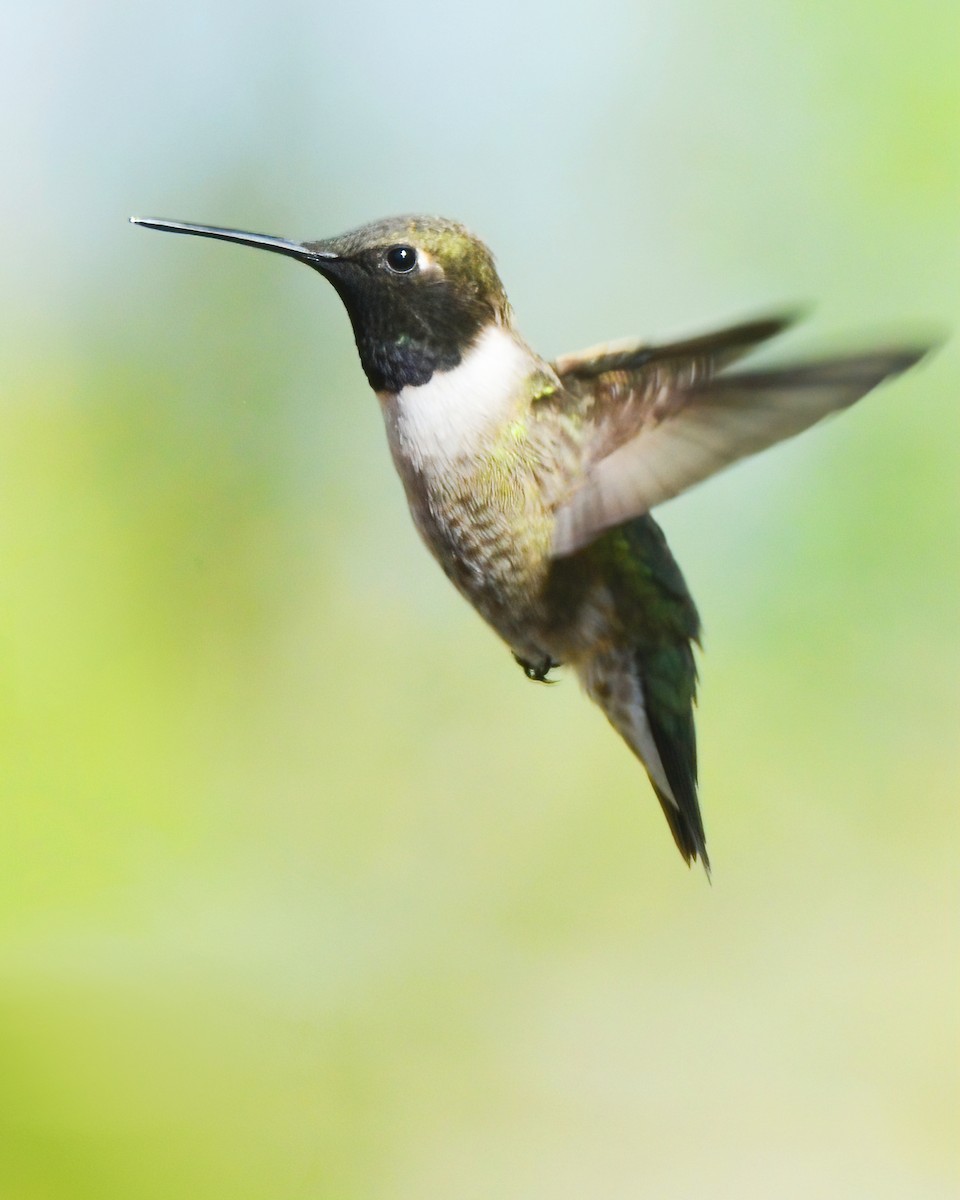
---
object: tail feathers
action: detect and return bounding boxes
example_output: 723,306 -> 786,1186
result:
652,782 -> 708,872
580,643 -> 708,873
642,646 -> 708,872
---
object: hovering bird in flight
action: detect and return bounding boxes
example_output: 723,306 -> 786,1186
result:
132,213 -> 927,870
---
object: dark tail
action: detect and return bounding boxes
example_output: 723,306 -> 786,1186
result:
640,640 -> 708,873
585,515 -> 708,872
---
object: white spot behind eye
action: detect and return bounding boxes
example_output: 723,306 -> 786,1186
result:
416,248 -> 439,275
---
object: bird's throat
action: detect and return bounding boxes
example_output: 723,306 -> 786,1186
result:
378,323 -> 538,472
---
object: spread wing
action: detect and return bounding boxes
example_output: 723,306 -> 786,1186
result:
547,315 -> 927,557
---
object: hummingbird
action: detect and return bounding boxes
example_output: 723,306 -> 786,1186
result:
131,213 -> 926,871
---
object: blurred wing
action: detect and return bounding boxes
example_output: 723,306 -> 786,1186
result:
550,334 -> 926,558
553,312 -> 798,380
547,314 -> 799,475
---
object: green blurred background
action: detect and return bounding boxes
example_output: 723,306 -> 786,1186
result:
1,1 -> 958,1196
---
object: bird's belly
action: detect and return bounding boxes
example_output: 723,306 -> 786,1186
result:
405,477 -> 617,674
404,471 -> 562,657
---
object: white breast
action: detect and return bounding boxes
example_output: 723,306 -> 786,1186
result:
379,323 -> 536,472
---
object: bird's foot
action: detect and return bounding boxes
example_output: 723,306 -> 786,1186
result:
514,653 -> 560,684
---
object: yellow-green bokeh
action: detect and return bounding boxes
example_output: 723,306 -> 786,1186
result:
1,2 -> 957,1197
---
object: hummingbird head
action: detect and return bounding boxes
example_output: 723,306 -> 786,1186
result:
131,214 -> 511,394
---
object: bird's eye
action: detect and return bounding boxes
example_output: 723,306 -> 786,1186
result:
385,244 -> 418,274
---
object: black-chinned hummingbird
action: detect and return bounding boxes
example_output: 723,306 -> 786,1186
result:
131,213 -> 928,872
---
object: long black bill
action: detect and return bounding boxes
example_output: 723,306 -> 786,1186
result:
129,217 -> 337,267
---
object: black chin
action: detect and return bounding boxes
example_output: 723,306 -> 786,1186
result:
358,337 -> 463,393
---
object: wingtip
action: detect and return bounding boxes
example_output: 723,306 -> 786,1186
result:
887,341 -> 941,375
740,305 -> 811,342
